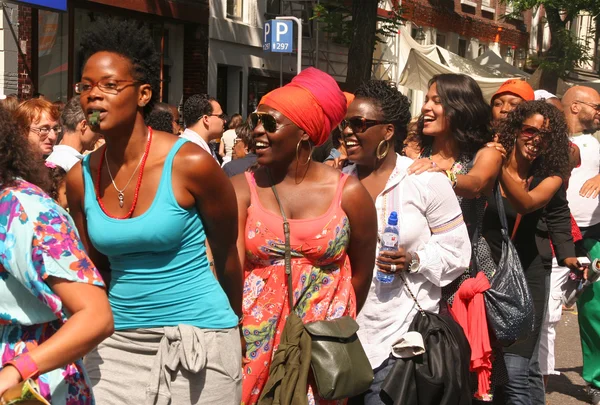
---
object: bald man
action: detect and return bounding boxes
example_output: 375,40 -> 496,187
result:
563,86 -> 600,404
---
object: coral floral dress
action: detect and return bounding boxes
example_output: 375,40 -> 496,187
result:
241,172 -> 356,405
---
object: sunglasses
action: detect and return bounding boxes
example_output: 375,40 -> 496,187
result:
338,117 -> 390,134
520,125 -> 550,149
249,112 -> 293,133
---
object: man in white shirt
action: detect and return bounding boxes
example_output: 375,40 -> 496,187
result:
562,86 -> 600,237
181,94 -> 226,162
46,97 -> 100,172
562,86 -> 600,405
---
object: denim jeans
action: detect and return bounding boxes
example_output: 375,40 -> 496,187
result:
349,357 -> 396,405
493,353 -> 532,405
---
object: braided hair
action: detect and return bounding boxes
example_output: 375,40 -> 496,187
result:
354,80 -> 412,153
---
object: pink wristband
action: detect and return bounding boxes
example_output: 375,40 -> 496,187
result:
3,353 -> 40,380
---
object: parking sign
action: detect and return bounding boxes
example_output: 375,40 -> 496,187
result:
263,20 -> 293,53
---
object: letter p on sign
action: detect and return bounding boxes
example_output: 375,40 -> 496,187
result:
262,20 -> 293,53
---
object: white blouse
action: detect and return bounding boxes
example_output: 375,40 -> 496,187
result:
346,154 -> 471,369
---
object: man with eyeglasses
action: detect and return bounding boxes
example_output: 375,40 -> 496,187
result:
562,85 -> 600,405
46,97 -> 100,172
181,94 -> 226,162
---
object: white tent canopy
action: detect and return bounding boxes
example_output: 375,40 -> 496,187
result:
474,50 -> 531,80
397,27 -> 530,102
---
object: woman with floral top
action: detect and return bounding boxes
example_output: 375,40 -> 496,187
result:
0,105 -> 113,404
407,74 -> 503,308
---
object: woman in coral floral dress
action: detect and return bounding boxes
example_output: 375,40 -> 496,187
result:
231,68 -> 377,405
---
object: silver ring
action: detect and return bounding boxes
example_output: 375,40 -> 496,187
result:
391,264 -> 397,272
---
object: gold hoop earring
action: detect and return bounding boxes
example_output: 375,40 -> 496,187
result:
376,140 -> 390,160
296,139 -> 312,165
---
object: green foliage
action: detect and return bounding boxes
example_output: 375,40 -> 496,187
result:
530,27 -> 594,77
501,0 -> 600,77
311,0 -> 404,48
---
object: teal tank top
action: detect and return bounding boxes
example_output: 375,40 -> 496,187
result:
82,138 -> 237,330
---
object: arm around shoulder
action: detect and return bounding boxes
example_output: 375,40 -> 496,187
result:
455,147 -> 502,199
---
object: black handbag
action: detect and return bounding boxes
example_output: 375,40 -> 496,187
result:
268,171 -> 374,400
471,183 -> 534,344
380,273 -> 473,405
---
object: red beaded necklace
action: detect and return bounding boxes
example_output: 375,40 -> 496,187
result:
95,127 -> 153,219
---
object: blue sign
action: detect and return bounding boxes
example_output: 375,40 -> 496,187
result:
15,0 -> 67,11
263,20 -> 293,53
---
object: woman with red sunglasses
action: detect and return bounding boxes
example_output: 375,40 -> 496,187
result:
481,100 -> 571,405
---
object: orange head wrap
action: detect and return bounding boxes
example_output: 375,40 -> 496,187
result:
259,67 -> 347,146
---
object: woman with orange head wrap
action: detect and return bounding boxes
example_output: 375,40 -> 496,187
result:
230,68 -> 377,404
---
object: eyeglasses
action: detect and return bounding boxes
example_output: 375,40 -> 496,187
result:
205,113 -> 227,120
74,79 -> 140,95
249,112 -> 293,133
29,125 -> 62,139
574,100 -> 600,111
338,117 -> 391,134
520,125 -> 550,149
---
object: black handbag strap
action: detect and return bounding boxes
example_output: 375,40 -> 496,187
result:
267,169 -> 294,311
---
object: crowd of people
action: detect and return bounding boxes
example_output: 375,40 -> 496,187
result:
1,16 -> 600,405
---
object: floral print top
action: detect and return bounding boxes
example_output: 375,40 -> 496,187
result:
0,180 -> 105,404
241,172 -> 356,405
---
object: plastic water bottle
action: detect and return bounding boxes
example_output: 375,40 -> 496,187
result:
562,258 -> 600,307
377,211 -> 400,284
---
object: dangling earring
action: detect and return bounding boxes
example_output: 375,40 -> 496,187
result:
376,140 -> 390,160
296,139 -> 312,165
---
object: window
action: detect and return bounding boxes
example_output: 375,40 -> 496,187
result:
458,38 -> 467,57
37,10 -> 68,102
436,33 -> 446,49
266,0 -> 281,16
481,0 -> 491,6
227,0 -> 243,20
478,44 -> 489,57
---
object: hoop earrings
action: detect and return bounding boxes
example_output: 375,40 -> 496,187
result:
376,140 -> 390,160
296,139 -> 312,165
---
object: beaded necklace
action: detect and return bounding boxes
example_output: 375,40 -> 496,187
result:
95,127 -> 153,219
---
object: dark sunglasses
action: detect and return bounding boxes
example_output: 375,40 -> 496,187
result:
520,125 -> 550,148
338,117 -> 390,134
249,112 -> 292,133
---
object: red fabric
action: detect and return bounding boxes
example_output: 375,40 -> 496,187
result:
449,272 -> 492,398
259,67 -> 346,146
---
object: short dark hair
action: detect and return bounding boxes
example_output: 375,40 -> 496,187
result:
419,74 -> 493,155
61,97 -> 86,133
79,18 -> 160,117
183,94 -> 216,127
498,100 -> 570,179
145,108 -> 174,133
235,123 -> 253,149
354,80 -> 412,152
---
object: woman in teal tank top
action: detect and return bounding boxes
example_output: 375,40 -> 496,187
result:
65,19 -> 243,405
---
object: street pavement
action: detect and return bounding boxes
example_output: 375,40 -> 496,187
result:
547,308 -> 589,404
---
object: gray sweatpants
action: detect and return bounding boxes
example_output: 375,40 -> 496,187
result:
84,326 -> 242,405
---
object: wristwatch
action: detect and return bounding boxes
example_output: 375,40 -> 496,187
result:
408,253 -> 420,273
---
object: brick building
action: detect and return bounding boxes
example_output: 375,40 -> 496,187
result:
1,0 -> 210,105
402,0 -> 530,63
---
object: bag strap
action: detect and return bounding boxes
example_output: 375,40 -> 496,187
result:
267,169 -> 294,311
398,273 -> 426,317
495,183 -> 522,241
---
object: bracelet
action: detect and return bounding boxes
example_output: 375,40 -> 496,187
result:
3,353 -> 40,381
445,170 -> 457,189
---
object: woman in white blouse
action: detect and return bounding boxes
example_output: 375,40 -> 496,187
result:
341,80 -> 471,404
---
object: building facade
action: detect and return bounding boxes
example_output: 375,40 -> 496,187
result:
1,0 -> 210,106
